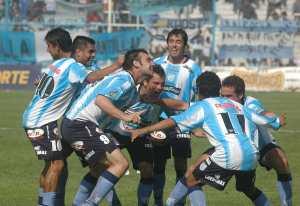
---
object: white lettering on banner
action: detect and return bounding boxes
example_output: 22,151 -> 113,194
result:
221,32 -> 293,46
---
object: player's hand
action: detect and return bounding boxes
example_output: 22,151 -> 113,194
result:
124,111 -> 143,124
279,113 -> 286,127
130,129 -> 143,142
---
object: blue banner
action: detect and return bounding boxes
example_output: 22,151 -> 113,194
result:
0,31 -> 36,64
128,0 -> 196,16
0,64 -> 41,90
219,45 -> 293,59
220,18 -> 300,33
91,29 -> 150,61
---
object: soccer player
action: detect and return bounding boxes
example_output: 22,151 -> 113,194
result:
61,49 -> 153,206
22,28 -> 123,206
71,64 -> 188,206
106,64 -> 189,206
130,71 -> 286,206
153,28 -> 203,206
221,75 -> 292,206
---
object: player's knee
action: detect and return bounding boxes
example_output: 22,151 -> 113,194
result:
271,148 -> 290,172
139,162 -> 153,179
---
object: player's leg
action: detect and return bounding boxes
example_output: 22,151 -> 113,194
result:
261,146 -> 292,206
185,152 -> 209,206
170,130 -> 191,206
152,143 -> 170,206
39,162 -> 50,206
72,160 -> 107,205
235,170 -> 271,206
128,136 -> 154,206
258,126 -> 292,206
166,154 -> 213,206
25,121 -> 67,206
137,161 -> 154,206
85,147 -> 128,205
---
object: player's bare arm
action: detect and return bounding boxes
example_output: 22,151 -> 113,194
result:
130,118 -> 176,141
95,95 -> 141,124
86,55 -> 124,83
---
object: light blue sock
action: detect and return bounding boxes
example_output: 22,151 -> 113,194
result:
277,180 -> 292,206
253,192 -> 271,206
85,170 -> 119,205
38,187 -> 43,206
153,173 -> 165,206
138,178 -> 153,206
166,178 -> 189,206
42,192 -> 57,206
73,173 -> 97,206
188,186 -> 206,206
105,188 -> 121,206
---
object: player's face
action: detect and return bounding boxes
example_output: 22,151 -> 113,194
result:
167,34 -> 185,58
143,73 -> 165,98
46,42 -> 60,60
76,43 -> 96,66
221,86 -> 242,103
138,52 -> 153,76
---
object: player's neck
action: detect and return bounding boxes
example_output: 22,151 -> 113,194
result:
168,55 -> 187,64
61,51 -> 72,59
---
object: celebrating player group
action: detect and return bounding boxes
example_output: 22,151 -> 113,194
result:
22,27 -> 292,206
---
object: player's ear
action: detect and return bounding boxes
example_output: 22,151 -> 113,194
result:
133,60 -> 140,68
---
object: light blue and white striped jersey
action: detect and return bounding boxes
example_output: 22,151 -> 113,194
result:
171,97 -> 281,171
66,70 -> 138,126
22,58 -> 88,128
244,96 -> 276,150
154,55 -> 202,116
105,101 -> 155,136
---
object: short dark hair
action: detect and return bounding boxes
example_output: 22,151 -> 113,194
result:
222,75 -> 245,97
196,71 -> 221,98
45,28 -> 72,52
122,49 -> 148,71
167,28 -> 188,46
143,64 -> 165,83
72,36 -> 95,53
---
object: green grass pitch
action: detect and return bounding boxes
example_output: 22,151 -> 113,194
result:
0,91 -> 299,205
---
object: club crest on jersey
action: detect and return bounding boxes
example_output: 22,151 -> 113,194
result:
108,90 -> 119,98
27,128 -> 44,139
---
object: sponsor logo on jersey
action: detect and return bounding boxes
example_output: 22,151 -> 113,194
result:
27,128 -> 44,139
48,64 -> 61,75
163,85 -> 181,95
215,103 -> 241,112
